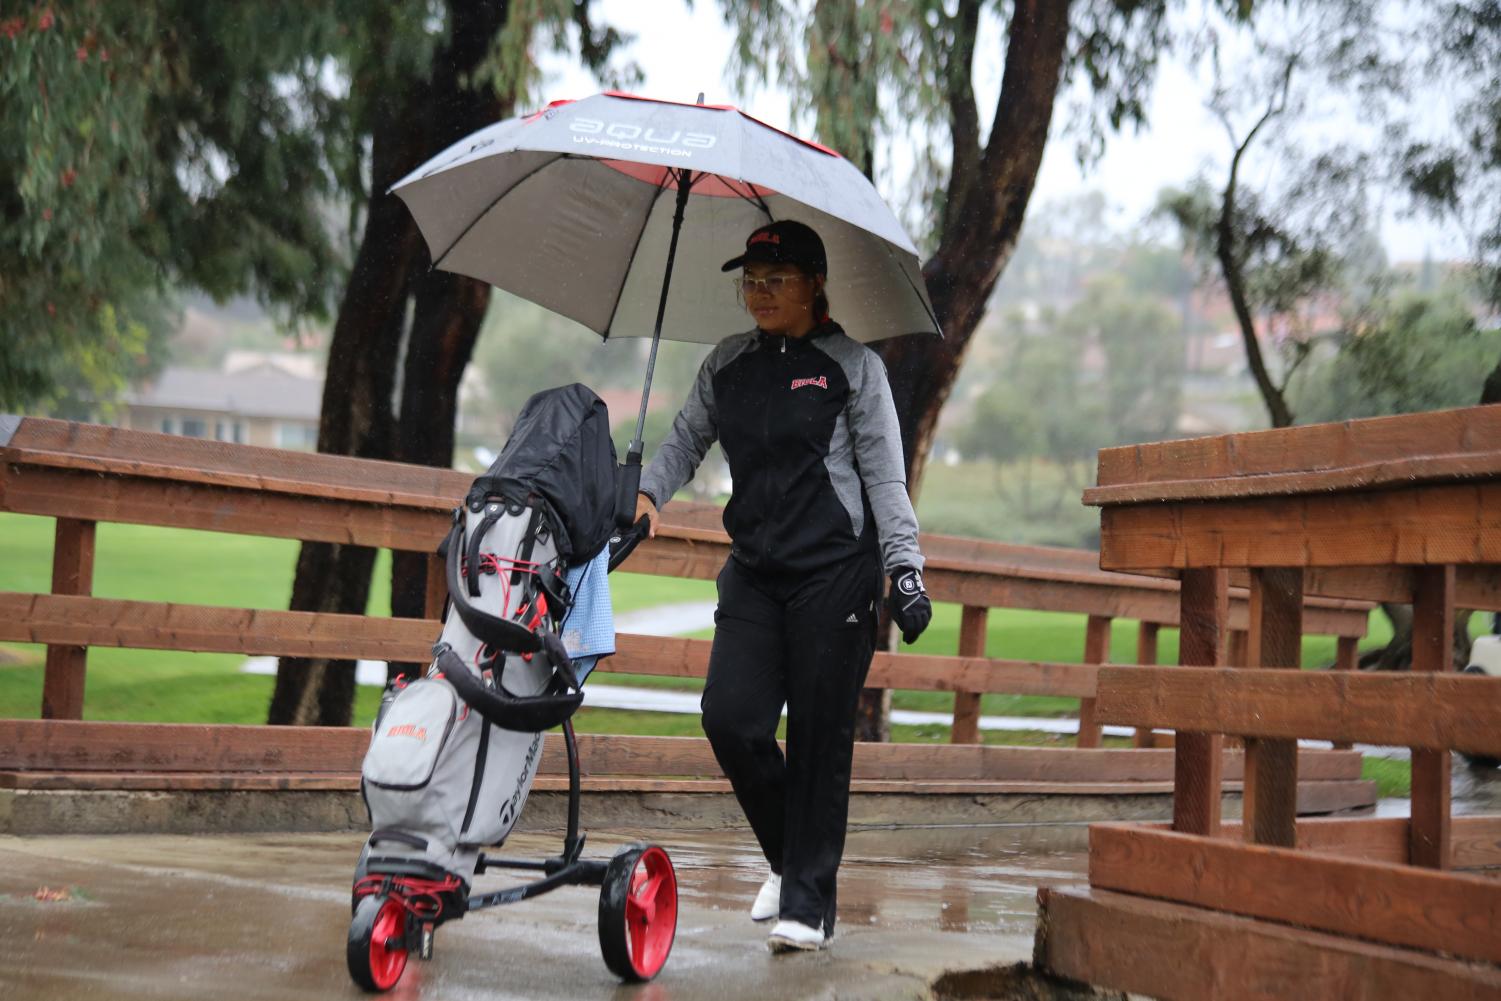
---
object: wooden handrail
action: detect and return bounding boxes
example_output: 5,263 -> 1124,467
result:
0,415 -> 1369,733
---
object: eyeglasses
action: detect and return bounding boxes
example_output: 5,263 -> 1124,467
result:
732,274 -> 809,297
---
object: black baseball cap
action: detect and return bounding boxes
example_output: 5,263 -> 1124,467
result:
720,220 -> 827,274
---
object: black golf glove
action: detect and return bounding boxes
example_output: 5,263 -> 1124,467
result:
888,567 -> 932,645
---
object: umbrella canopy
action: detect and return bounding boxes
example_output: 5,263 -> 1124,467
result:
390,91 -> 939,345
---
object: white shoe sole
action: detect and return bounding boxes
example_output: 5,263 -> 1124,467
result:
767,934 -> 826,953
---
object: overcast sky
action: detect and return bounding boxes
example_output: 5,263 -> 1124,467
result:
540,0 -> 1466,263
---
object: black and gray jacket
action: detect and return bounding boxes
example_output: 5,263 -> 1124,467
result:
640,319 -> 924,577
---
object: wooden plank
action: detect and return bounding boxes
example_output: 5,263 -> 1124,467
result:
1076,615 -> 1110,749
0,720 -> 370,773
1088,823 -> 1501,966
1037,885 -> 1501,1001
1094,665 -> 1501,756
1302,564 -> 1501,612
1294,778 -> 1378,815
0,719 -> 1364,784
0,593 -> 438,663
41,518 -> 95,721
607,631 -> 1108,697
1090,404 -> 1501,490
869,654 -> 1099,698
1086,451 -> 1501,505
3,416 -> 472,508
1201,815 -> 1501,869
0,770 -> 1374,801
0,771 -> 365,792
1456,815 -> 1501,869
1244,567 -> 1302,848
0,467 -> 448,552
1131,621 -> 1161,748
0,594 -> 1111,700
950,606 -> 987,744
1411,565 -> 1456,869
1175,568 -> 1228,836
1098,482 -> 1501,573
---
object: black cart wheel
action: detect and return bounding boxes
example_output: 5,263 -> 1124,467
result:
598,844 -> 677,982
347,894 -> 409,993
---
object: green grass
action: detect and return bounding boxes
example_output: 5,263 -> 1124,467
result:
1362,756 -> 1412,799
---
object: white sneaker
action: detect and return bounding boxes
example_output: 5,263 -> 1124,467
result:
767,919 -> 827,953
750,873 -> 781,922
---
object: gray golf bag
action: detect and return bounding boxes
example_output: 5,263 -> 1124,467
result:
357,384 -> 620,887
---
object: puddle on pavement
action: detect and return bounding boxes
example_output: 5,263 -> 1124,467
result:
659,824 -> 1087,936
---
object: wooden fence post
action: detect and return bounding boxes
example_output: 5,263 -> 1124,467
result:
1410,565 -> 1455,869
1244,567 -> 1303,848
1332,635 -> 1358,750
1175,568 -> 1228,836
1227,629 -> 1249,667
1133,621 -> 1160,748
951,605 -> 988,744
41,518 -> 96,720
424,552 -> 447,621
1077,615 -> 1111,748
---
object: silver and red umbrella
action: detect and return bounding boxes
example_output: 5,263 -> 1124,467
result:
390,91 -> 938,513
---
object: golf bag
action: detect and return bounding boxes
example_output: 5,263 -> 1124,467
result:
358,384 -> 620,884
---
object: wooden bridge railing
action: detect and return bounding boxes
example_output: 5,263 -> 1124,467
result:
1037,404 -> 1501,999
0,415 -> 1367,747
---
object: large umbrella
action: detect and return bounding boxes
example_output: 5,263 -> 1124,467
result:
390,91 -> 939,516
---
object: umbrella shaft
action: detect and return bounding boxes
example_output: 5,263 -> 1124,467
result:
631,168 -> 694,459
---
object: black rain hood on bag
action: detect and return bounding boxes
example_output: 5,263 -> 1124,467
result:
467,383 -> 618,565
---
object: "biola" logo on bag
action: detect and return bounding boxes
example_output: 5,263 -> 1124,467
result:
386,723 -> 428,742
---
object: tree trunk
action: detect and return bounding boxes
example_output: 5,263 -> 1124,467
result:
853,1 -> 1073,741
875,0 -> 1073,489
1482,356 -> 1501,405
267,119 -> 424,726
383,0 -> 517,681
269,0 -> 512,725
388,271 -> 495,680
1358,603 -> 1472,672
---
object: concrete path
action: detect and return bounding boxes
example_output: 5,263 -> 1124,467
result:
0,825 -> 1088,1001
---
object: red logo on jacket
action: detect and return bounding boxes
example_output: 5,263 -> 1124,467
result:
790,376 -> 828,391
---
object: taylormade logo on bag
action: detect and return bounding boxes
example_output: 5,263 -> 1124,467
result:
570,118 -> 717,157
791,376 -> 828,390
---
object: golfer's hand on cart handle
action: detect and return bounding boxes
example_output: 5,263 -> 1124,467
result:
635,493 -> 659,538
889,567 -> 932,645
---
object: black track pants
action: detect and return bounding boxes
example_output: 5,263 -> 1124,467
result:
700,551 -> 881,933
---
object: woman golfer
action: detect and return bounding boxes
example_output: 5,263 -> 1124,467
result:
636,219 -> 931,952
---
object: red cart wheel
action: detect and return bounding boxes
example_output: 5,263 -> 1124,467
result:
347,894 -> 409,993
598,844 -> 677,982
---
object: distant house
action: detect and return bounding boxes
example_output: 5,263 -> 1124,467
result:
118,358 -> 323,450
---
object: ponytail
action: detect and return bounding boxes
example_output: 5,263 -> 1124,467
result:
809,269 -> 830,321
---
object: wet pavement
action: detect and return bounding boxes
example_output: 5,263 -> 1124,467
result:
0,825 -> 1086,1001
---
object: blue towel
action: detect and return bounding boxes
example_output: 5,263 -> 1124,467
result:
560,547 -> 614,683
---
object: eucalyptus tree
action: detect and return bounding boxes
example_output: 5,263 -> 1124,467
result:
722,0 -> 1186,486
0,3 -> 355,411
0,0 -> 634,725
272,0 -> 635,726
